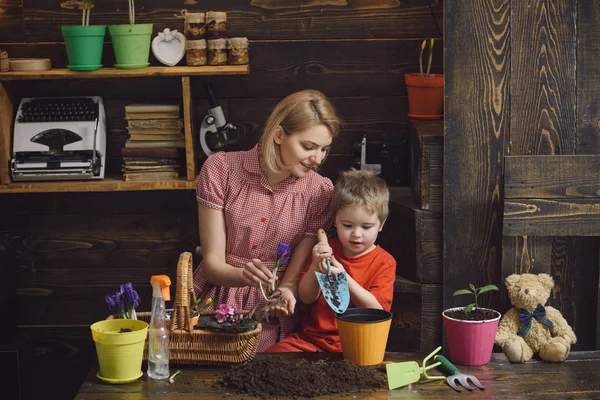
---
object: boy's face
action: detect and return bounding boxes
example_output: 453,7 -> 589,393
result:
335,206 -> 382,258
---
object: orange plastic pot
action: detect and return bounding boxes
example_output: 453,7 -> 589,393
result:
405,73 -> 444,120
336,308 -> 392,366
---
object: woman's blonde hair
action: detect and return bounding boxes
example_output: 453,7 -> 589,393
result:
332,170 -> 389,224
259,89 -> 340,174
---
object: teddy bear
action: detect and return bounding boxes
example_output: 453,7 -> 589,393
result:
495,273 -> 577,363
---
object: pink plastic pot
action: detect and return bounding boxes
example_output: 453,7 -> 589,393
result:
442,307 -> 500,366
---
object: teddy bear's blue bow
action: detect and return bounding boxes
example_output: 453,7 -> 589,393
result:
519,304 -> 554,337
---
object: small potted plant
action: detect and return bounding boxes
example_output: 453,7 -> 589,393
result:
90,282 -> 148,384
61,0 -> 106,71
405,38 -> 444,120
442,283 -> 500,366
108,0 -> 153,69
196,303 -> 258,333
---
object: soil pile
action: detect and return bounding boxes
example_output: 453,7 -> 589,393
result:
445,308 -> 497,321
217,356 -> 387,399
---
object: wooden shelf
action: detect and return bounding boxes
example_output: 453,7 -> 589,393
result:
0,176 -> 196,193
0,65 -> 249,81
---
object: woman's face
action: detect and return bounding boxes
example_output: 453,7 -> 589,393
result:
275,124 -> 333,178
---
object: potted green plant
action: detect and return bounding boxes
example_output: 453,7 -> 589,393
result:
108,0 -> 153,69
442,283 -> 500,366
61,0 -> 106,71
91,282 -> 148,384
405,39 -> 443,120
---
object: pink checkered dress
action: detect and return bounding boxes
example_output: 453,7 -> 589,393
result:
194,145 -> 333,351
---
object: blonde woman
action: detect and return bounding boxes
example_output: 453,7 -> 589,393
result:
194,90 -> 340,351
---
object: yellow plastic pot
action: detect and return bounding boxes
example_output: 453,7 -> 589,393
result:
90,319 -> 149,384
336,308 -> 392,366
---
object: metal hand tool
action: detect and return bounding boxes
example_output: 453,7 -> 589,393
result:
434,355 -> 485,391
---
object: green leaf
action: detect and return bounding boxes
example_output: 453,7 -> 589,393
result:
453,289 -> 472,296
478,285 -> 499,294
469,284 -> 476,291
464,303 -> 475,314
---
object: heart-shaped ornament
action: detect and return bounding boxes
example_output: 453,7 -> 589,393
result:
152,28 -> 186,67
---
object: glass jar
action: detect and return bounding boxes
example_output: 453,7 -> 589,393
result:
227,38 -> 249,65
177,9 -> 205,40
207,39 -> 227,66
206,11 -> 227,39
186,39 -> 207,66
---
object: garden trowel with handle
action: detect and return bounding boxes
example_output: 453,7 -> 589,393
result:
315,228 -> 350,314
386,346 -> 445,390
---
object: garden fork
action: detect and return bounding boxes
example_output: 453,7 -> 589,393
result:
434,355 -> 485,391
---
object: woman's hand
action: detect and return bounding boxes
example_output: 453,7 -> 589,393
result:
316,254 -> 346,275
241,258 -> 274,288
268,286 -> 297,318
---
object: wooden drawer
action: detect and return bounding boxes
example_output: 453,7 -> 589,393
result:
386,277 -> 442,353
409,120 -> 443,212
378,187 -> 442,284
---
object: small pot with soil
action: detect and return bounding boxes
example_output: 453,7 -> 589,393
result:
443,284 -> 500,366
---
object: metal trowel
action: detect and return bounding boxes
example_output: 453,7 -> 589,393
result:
315,229 -> 350,314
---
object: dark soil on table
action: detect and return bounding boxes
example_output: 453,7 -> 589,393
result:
216,356 -> 387,399
445,308 -> 499,321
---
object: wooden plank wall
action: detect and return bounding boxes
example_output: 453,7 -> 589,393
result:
0,1 -> 443,398
445,0 -> 600,354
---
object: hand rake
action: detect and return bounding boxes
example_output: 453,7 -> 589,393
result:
434,355 -> 485,391
386,346 -> 445,390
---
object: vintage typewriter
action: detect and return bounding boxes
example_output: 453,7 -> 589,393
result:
10,96 -> 106,181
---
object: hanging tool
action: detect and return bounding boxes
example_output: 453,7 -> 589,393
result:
386,346 -> 445,390
434,355 -> 485,391
314,229 -> 350,314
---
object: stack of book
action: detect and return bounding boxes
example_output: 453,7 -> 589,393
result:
121,103 -> 184,181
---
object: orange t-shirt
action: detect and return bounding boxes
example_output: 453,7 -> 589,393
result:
299,237 -> 396,352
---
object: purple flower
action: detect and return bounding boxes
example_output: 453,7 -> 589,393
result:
215,303 -> 236,323
105,294 -> 118,310
105,282 -> 140,320
276,242 -> 291,267
122,282 -> 140,308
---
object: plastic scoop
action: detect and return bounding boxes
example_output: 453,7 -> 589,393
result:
314,229 -> 350,314
386,346 -> 445,390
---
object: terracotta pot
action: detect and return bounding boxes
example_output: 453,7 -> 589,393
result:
405,73 -> 444,120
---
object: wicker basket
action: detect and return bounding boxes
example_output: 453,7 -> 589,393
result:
139,252 -> 262,365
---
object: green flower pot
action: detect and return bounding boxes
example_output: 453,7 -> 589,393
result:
61,25 -> 106,71
91,319 -> 148,384
108,24 -> 153,69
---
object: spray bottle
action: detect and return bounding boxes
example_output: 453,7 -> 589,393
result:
148,275 -> 171,380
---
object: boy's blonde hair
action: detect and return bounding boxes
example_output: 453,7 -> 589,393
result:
332,170 -> 389,224
259,90 -> 340,174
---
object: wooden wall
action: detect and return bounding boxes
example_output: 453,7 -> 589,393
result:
0,1 -> 443,398
445,0 -> 600,353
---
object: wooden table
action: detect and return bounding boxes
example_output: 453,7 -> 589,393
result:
75,351 -> 600,399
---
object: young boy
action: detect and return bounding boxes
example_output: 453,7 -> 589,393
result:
266,170 -> 396,352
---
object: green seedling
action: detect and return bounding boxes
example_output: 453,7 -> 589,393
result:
453,284 -> 499,314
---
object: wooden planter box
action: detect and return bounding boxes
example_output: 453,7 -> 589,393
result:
409,120 -> 443,212
378,187 -> 442,284
386,277 -> 442,353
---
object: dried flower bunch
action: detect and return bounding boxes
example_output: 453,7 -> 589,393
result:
105,282 -> 140,320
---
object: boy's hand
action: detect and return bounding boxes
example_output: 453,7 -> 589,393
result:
316,254 -> 346,275
312,242 -> 333,261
